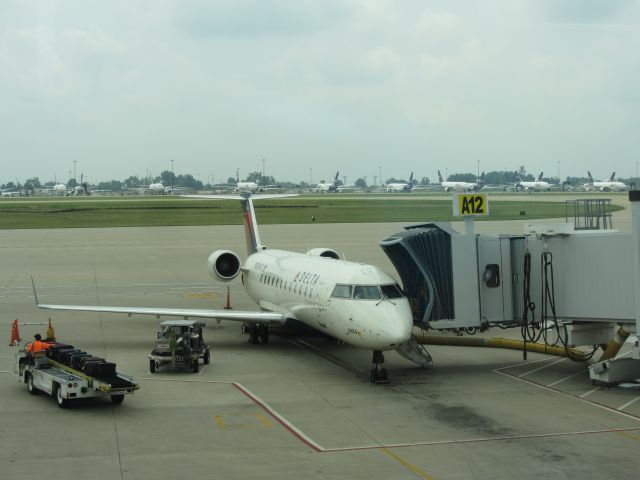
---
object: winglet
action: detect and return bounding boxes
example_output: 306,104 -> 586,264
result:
31,276 -> 40,305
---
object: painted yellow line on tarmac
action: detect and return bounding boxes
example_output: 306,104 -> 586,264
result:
292,339 -> 366,374
618,431 -> 640,443
381,448 -> 434,479
214,415 -> 225,428
256,412 -> 273,428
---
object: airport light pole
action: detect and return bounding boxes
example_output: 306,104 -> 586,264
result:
171,159 -> 174,191
262,158 -> 265,179
476,159 -> 480,179
73,161 -> 77,183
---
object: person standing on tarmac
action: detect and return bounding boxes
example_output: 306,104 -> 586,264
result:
27,334 -> 50,354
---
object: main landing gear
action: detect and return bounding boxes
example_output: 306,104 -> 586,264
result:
370,350 -> 389,384
245,324 -> 270,344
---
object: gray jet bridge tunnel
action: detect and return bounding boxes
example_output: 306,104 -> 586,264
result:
378,195 -> 640,385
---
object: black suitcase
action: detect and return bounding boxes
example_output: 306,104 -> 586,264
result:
78,355 -> 104,367
59,349 -> 83,366
51,347 -> 76,363
81,358 -> 105,377
96,362 -> 117,378
46,344 -> 73,360
70,353 -> 90,370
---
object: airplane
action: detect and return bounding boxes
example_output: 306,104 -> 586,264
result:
33,192 -> 433,383
437,171 -> 483,192
584,171 -> 626,192
385,173 -> 416,193
1,188 -> 18,197
514,172 -> 551,191
316,172 -> 340,193
143,181 -> 189,195
234,170 -> 264,193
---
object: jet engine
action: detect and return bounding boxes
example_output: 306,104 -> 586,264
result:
305,248 -> 340,259
207,250 -> 241,281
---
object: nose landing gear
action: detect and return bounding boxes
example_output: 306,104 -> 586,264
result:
370,350 -> 389,384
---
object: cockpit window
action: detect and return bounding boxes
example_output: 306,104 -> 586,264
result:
331,284 -> 352,298
380,283 -> 404,299
353,285 -> 381,300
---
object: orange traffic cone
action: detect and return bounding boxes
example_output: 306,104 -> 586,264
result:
224,286 -> 232,310
46,318 -> 55,341
9,319 -> 21,346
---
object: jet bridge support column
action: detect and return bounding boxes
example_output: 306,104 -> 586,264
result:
632,191 -> 640,359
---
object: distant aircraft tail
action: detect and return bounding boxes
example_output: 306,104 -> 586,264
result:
587,171 -> 594,184
408,172 -> 414,185
477,171 -> 485,184
236,169 -> 240,183
437,170 -> 443,183
608,171 -> 616,182
537,172 -> 544,181
333,171 -> 340,185
515,171 -> 523,182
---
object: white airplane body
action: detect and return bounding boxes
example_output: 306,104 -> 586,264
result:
585,171 -> 626,192
35,192 -> 427,382
385,173 -> 415,193
437,170 -> 481,191
516,172 -> 551,191
316,171 -> 340,193
52,183 -> 67,195
235,181 -> 262,193
1,188 -> 18,197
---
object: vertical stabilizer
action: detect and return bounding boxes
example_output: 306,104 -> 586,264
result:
537,172 -> 544,181
609,172 -> 616,182
587,171 -> 594,184
240,193 -> 262,254
437,170 -> 443,183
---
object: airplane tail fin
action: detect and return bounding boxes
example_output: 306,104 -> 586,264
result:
537,172 -> 544,181
236,169 -> 240,183
333,171 -> 340,185
241,194 -> 261,254
587,171 -> 594,184
437,170 -> 443,183
408,172 -> 414,184
478,172 -> 485,184
609,172 -> 616,182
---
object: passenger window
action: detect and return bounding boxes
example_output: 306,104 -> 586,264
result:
331,284 -> 352,298
353,285 -> 381,300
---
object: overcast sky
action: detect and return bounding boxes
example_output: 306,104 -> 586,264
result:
1,0 -> 639,185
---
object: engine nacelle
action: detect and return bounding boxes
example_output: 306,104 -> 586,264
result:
207,250 -> 241,281
305,248 -> 340,259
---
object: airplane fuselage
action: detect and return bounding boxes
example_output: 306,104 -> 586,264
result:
243,250 -> 413,350
441,181 -> 476,191
586,181 -> 626,192
518,181 -> 550,191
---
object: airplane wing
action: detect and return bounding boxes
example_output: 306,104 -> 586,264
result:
32,278 -> 287,325
35,302 -> 287,325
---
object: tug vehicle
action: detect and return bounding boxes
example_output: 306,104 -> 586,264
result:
149,320 -> 210,373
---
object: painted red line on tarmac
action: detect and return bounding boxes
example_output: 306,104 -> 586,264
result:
232,382 -> 324,452
139,376 -> 640,454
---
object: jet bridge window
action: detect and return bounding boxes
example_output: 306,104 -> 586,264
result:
331,284 -> 352,298
353,285 -> 381,300
380,283 -> 404,299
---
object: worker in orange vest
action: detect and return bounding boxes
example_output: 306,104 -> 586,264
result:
27,334 -> 51,354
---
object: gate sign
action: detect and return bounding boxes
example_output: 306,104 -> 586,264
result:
453,193 -> 489,217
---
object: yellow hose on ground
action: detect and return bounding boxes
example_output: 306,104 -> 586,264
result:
598,326 -> 630,362
413,335 -> 585,359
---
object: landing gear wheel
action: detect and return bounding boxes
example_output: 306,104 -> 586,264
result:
370,351 -> 390,384
203,349 -> 210,365
149,358 -> 156,373
258,325 -> 269,344
54,384 -> 69,409
192,359 -> 199,373
111,394 -> 125,405
249,325 -> 260,344
27,373 -> 38,395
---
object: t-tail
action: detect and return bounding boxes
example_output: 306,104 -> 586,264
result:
240,193 -> 262,254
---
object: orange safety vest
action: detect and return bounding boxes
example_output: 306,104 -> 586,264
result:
27,340 -> 50,353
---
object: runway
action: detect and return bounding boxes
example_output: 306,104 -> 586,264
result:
1,205 -> 638,480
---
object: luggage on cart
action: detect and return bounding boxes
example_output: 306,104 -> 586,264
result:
46,344 -> 74,360
81,357 -> 106,377
70,352 -> 90,370
96,362 -> 117,378
59,349 -> 84,366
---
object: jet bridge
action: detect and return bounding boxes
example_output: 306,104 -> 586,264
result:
379,194 -> 640,384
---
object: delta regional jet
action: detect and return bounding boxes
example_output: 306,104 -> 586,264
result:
35,193 -> 432,382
